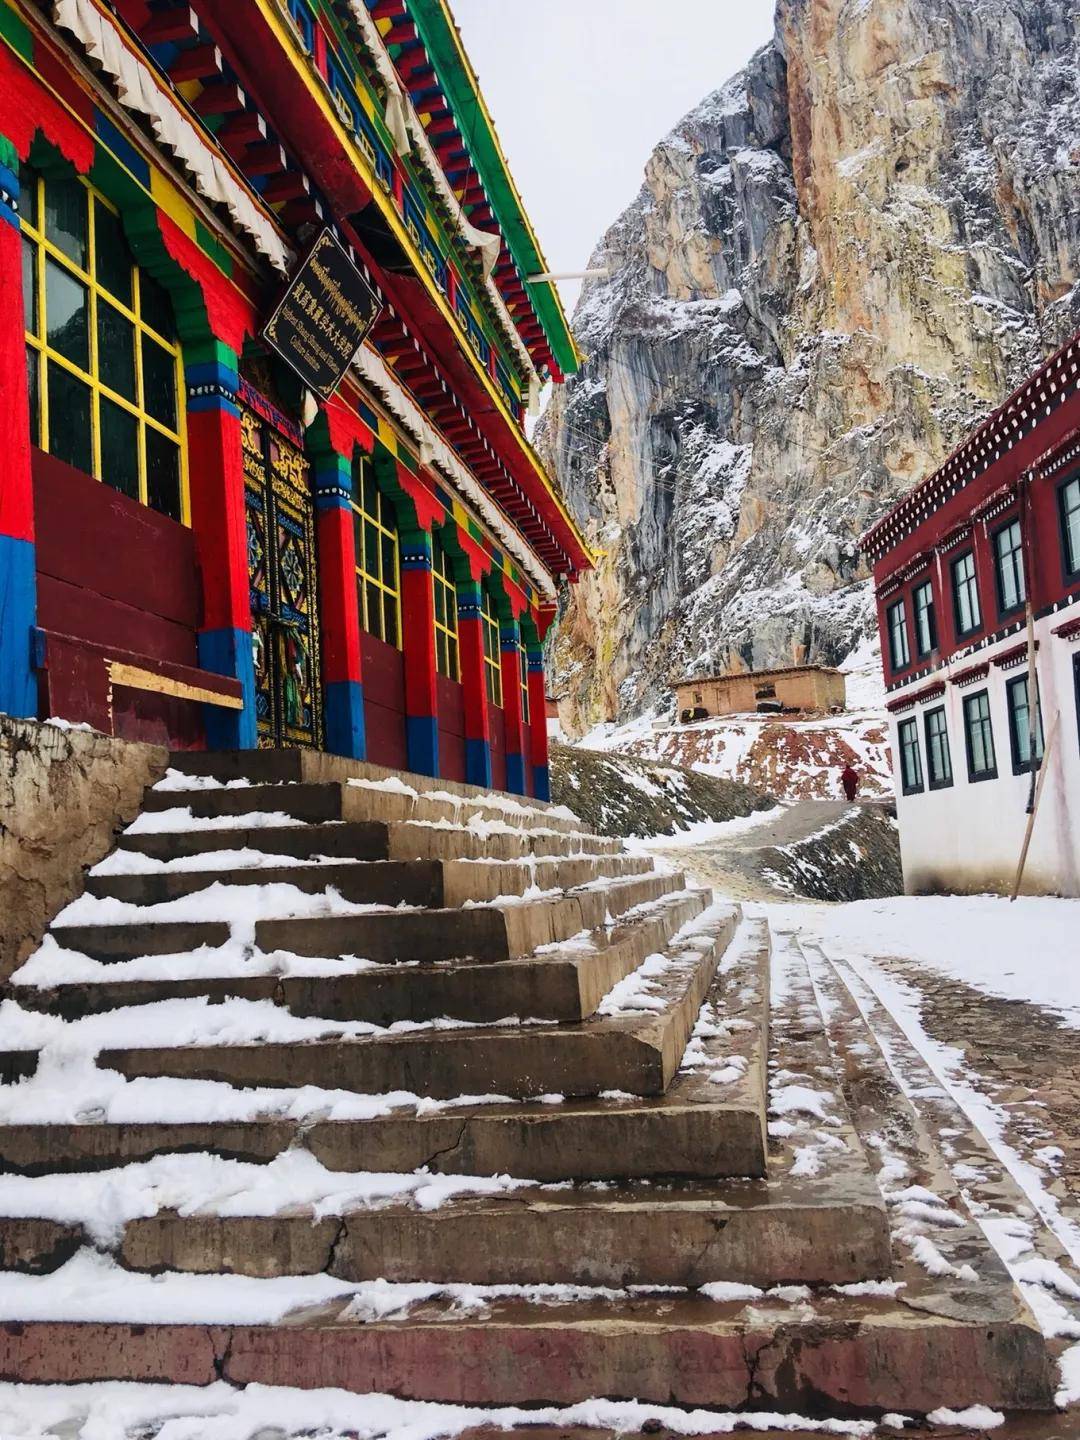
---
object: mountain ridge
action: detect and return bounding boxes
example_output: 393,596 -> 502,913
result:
542,0 -> 1080,732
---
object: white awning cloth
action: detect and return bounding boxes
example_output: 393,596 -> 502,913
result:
53,0 -> 292,275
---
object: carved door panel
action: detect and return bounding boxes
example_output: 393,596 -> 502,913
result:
242,405 -> 324,750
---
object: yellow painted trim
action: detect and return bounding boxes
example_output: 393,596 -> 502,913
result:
149,167 -> 196,240
107,662 -> 245,709
253,0 -> 592,566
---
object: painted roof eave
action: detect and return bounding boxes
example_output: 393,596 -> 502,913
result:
406,0 -> 583,377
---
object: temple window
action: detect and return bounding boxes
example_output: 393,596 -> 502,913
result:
993,519 -> 1026,617
432,536 -> 460,680
1060,474 -> 1080,579
352,457 -> 400,647
962,689 -> 997,782
21,166 -> 185,522
481,584 -> 502,706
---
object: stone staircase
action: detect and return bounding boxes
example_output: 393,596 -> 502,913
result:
0,751 -> 1061,1426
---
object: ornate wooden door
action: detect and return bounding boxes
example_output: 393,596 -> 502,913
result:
242,404 -> 324,750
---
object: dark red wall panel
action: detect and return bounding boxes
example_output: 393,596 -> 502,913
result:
436,673 -> 465,783
34,449 -> 200,639
361,630 -> 407,770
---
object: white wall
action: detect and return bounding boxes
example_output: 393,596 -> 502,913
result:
891,615 -> 1080,896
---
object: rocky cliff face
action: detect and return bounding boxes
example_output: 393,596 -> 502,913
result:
544,0 -> 1080,730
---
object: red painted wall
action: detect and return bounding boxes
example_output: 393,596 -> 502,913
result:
872,376 -> 1080,691
489,705 -> 506,791
33,450 -> 205,745
361,630 -> 407,770
436,673 -> 465,783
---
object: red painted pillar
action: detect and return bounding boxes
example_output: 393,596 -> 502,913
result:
400,526 -> 439,775
185,351 -> 256,748
456,578 -> 492,788
527,641 -> 550,802
0,139 -> 37,718
500,617 -> 526,795
313,448 -> 365,757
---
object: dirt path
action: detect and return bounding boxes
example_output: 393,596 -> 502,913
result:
658,799 -> 866,902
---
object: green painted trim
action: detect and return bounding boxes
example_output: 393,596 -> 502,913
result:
405,0 -> 579,375
195,218 -> 233,277
0,1 -> 33,63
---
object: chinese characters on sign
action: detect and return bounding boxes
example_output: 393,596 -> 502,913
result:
262,229 -> 382,399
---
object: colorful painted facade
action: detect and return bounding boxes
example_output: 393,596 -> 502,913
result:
863,331 -> 1080,896
0,0 -> 592,801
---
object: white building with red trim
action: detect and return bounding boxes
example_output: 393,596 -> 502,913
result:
863,332 -> 1080,897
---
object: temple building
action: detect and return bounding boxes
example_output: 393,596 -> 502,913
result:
864,331 -> 1080,897
0,0 -> 592,801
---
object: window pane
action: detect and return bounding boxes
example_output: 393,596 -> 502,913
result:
21,236 -> 37,331
99,394 -> 140,501
381,534 -> 395,585
362,465 -> 378,514
46,363 -> 92,474
45,258 -> 89,368
18,165 -> 38,229
366,580 -> 381,639
1061,479 -> 1080,574
139,271 -> 176,341
44,176 -> 88,267
383,592 -> 398,648
98,300 -> 136,402
141,334 -> 177,429
364,521 -> 379,577
25,347 -> 39,447
145,427 -> 182,520
93,199 -> 133,307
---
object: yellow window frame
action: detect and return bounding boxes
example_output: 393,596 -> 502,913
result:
519,638 -> 531,724
352,458 -> 401,648
432,537 -> 459,681
481,585 -> 502,708
21,168 -> 189,524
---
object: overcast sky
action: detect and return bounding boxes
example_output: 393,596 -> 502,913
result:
451,0 -> 777,313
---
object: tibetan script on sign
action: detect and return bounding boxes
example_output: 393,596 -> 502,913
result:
262,229 -> 381,400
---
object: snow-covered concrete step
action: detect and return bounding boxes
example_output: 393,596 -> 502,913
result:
90,916 -> 724,1100
165,749 -> 584,832
117,815 -> 625,864
14,891 -> 715,1028
254,872 -> 686,963
47,870 -> 687,966
84,853 -> 652,910
143,773 -> 595,841
61,1151 -> 889,1286
0,1280 -> 1052,1415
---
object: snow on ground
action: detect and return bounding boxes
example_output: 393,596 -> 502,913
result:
785,895 -> 1080,1027
576,705 -> 890,803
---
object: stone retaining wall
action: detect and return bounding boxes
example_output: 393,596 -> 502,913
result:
758,806 -> 903,902
0,717 -> 167,982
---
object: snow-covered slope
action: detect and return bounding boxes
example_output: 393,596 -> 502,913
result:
543,0 -> 1080,731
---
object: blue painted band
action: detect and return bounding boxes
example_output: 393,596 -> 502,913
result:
0,535 -> 38,719
187,391 -> 241,419
532,765 -> 551,804
528,655 -> 545,672
406,714 -> 439,777
185,360 -> 240,391
198,627 -> 257,750
314,491 -> 351,512
0,197 -> 18,230
325,680 -> 366,760
505,752 -> 526,796
465,736 -> 492,790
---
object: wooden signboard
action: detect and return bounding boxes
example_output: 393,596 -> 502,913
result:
262,229 -> 382,400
